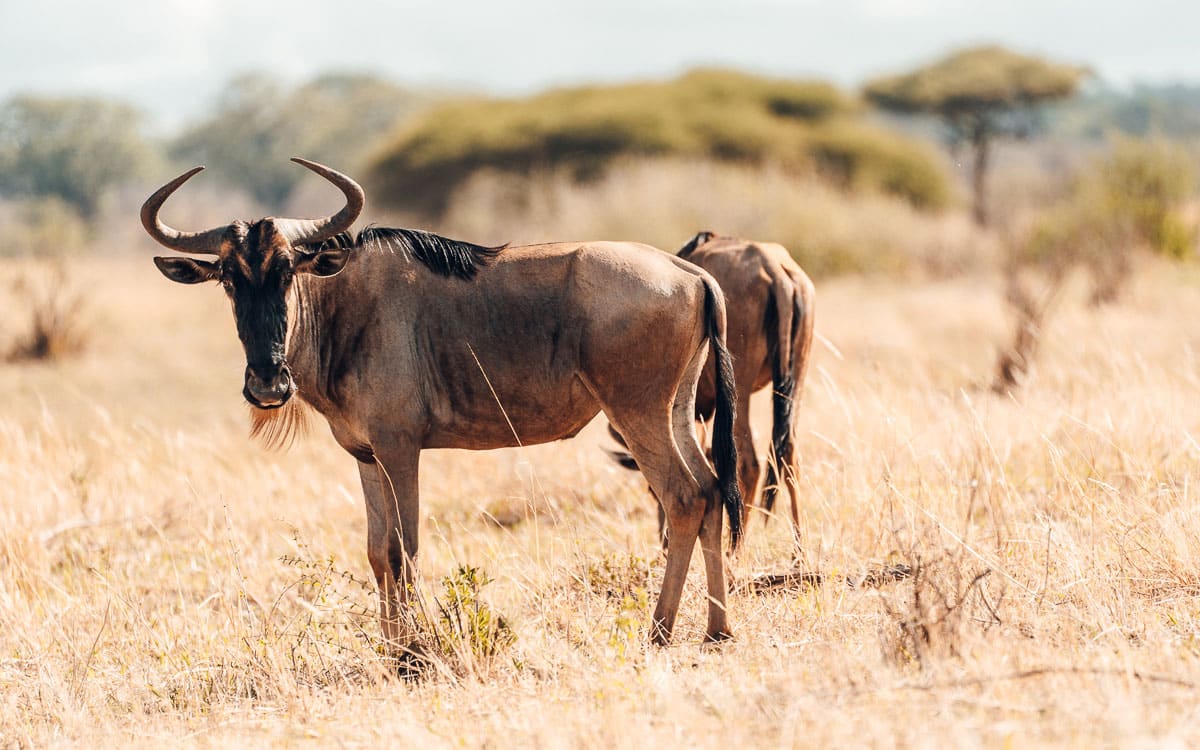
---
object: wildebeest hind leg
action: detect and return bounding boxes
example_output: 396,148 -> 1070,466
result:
608,406 -> 705,646
734,394 -> 760,532
671,338 -> 730,640
781,441 -> 804,559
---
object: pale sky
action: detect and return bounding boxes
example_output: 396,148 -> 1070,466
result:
2,0 -> 1197,131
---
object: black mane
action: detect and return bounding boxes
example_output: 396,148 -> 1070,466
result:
676,230 -> 717,259
307,226 -> 505,280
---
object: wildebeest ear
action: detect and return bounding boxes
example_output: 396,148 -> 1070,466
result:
153,256 -> 220,284
295,246 -> 350,277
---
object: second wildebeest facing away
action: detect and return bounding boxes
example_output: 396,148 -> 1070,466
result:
612,231 -> 815,551
141,160 -> 743,650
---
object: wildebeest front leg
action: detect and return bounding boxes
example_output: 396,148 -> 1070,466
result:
357,447 -> 421,657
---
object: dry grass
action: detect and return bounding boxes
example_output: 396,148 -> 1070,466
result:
4,254 -> 1200,747
417,158 -> 995,279
4,262 -> 91,362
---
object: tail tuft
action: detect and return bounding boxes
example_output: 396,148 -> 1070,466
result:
703,279 -> 744,550
761,292 -> 796,516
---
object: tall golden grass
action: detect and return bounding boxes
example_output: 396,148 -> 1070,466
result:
422,158 -> 995,278
3,249 -> 1200,745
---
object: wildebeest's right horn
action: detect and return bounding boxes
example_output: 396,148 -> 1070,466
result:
273,158 -> 365,246
140,166 -> 228,255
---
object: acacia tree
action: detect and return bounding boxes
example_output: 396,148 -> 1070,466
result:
865,46 -> 1088,226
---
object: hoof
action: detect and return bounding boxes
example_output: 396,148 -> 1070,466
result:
384,645 -> 430,681
704,629 -> 734,645
650,620 -> 673,647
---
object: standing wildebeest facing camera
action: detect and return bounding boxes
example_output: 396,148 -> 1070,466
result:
141,159 -> 743,653
611,231 -> 814,554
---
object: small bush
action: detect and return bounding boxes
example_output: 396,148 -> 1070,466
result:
990,137 -> 1195,392
580,551 -> 659,601
417,566 -> 515,667
6,262 -> 90,362
879,553 -> 1002,668
1087,136 -> 1197,259
1007,136 -> 1196,311
576,552 -> 657,661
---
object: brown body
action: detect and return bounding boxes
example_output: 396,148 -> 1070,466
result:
292,240 -> 745,650
614,232 -> 815,551
141,161 -> 744,654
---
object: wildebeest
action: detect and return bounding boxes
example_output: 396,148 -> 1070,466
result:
141,159 -> 743,650
611,231 -> 814,552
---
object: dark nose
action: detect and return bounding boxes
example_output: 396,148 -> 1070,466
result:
244,363 -> 294,408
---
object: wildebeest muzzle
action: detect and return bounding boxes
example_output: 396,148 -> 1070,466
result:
244,363 -> 295,409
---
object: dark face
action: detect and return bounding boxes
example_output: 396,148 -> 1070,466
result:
153,219 -> 350,409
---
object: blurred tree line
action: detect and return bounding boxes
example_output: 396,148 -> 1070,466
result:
171,73 -> 433,207
1,48 -> 1199,272
0,73 -> 430,255
0,96 -> 156,218
1054,83 -> 1200,139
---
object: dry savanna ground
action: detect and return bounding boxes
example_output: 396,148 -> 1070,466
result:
3,254 -> 1200,747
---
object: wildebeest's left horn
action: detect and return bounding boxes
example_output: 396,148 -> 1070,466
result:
273,158 -> 365,246
141,166 -> 228,255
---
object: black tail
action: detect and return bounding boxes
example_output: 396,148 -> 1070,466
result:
762,290 -> 803,516
702,278 -> 744,550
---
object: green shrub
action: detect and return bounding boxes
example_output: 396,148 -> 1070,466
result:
1024,137 -> 1196,268
6,261 -> 90,362
1090,136 -> 1196,258
1011,136 -> 1197,308
369,69 -> 950,217
419,566 -> 514,663
803,120 -> 952,209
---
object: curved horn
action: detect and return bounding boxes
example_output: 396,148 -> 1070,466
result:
140,166 -> 228,255
273,158 -> 365,246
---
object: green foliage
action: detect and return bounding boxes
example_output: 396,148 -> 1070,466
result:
1016,136 -> 1196,307
582,551 -> 658,601
804,121 -> 951,209
1028,137 -> 1196,262
369,68 -> 950,217
0,95 -> 158,217
863,45 -> 1088,123
608,588 -> 650,663
421,566 -> 514,662
578,552 -> 655,662
171,73 -> 433,209
1090,136 -> 1196,258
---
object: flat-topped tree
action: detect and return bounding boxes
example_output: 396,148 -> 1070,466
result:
865,45 -> 1088,226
